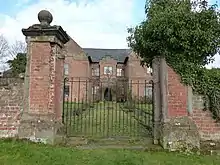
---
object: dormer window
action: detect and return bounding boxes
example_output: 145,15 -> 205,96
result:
104,66 -> 113,75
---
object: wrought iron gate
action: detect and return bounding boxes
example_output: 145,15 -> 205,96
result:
62,77 -> 154,139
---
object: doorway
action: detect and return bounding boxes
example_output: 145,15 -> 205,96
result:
104,88 -> 112,101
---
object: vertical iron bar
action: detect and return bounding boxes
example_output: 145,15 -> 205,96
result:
128,80 -> 132,137
141,81 -> 144,137
100,82 -> 102,137
103,82 -> 106,137
122,79 -> 127,136
85,80 -> 88,136
151,81 -> 154,136
149,87 -> 151,135
137,80 -> 140,138
128,81 -> 132,137
65,79 -> 69,136
88,80 -> 91,137
73,80 -> 77,135
95,88 -> 98,136
129,80 -> 133,137
144,80 -> 147,127
78,78 -> 82,136
81,85 -> 85,136
107,80 -> 110,137
70,78 -> 73,136
93,89 -> 95,137
118,80 -> 122,136
92,83 -> 95,136
114,80 -> 118,137
62,78 -> 66,124
111,82 -> 114,137
110,86 -> 112,137
124,79 -> 127,136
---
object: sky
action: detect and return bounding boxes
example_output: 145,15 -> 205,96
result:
0,0 -> 219,69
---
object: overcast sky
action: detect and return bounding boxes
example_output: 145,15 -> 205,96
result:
0,0 -> 219,69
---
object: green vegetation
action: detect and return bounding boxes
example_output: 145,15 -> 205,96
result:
0,139 -> 220,165
63,102 -> 152,138
7,53 -> 26,76
127,0 -> 220,120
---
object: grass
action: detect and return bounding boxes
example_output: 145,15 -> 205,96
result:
0,139 -> 220,165
64,102 -> 152,138
123,102 -> 153,112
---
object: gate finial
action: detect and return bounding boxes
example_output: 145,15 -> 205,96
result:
38,10 -> 53,26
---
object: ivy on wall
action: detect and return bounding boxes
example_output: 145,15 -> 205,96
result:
127,0 -> 220,120
172,61 -> 220,120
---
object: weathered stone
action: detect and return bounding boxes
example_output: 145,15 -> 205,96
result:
18,117 -> 65,145
38,10 -> 53,26
160,116 -> 200,151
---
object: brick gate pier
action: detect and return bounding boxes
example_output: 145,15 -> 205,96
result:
18,10 -> 69,144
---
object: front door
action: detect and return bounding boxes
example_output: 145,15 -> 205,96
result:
104,88 -> 112,101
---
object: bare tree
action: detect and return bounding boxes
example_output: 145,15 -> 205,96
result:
0,35 -> 26,72
0,35 -> 9,63
8,40 -> 27,59
0,35 -> 9,71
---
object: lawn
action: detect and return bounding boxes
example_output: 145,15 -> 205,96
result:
0,139 -> 220,165
63,102 -> 153,138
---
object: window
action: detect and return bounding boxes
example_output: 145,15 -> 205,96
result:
64,85 -> 70,97
117,68 -> 123,76
92,86 -> 99,95
144,86 -> 152,97
92,67 -> 99,76
104,66 -> 113,75
64,64 -> 69,76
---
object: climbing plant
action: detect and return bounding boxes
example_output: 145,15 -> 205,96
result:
127,0 -> 220,120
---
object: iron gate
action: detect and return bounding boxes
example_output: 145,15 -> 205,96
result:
62,77 -> 154,139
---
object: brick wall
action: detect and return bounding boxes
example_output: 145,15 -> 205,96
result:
192,95 -> 220,140
167,66 -> 188,117
29,42 -> 51,113
167,65 -> 220,141
0,78 -> 24,137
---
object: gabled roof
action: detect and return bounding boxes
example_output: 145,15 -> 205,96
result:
83,48 -> 131,63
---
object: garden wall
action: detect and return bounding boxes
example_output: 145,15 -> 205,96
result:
167,65 -> 220,141
0,78 -> 24,137
192,95 -> 220,140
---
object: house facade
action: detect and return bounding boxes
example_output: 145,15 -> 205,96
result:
63,38 -> 152,102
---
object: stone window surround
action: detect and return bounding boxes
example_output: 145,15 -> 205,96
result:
104,66 -> 113,75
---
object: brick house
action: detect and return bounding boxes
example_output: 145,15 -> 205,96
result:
63,37 -> 152,102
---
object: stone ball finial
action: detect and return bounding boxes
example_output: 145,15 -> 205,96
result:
38,10 -> 53,26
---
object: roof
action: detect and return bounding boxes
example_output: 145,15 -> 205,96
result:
83,48 -> 131,62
